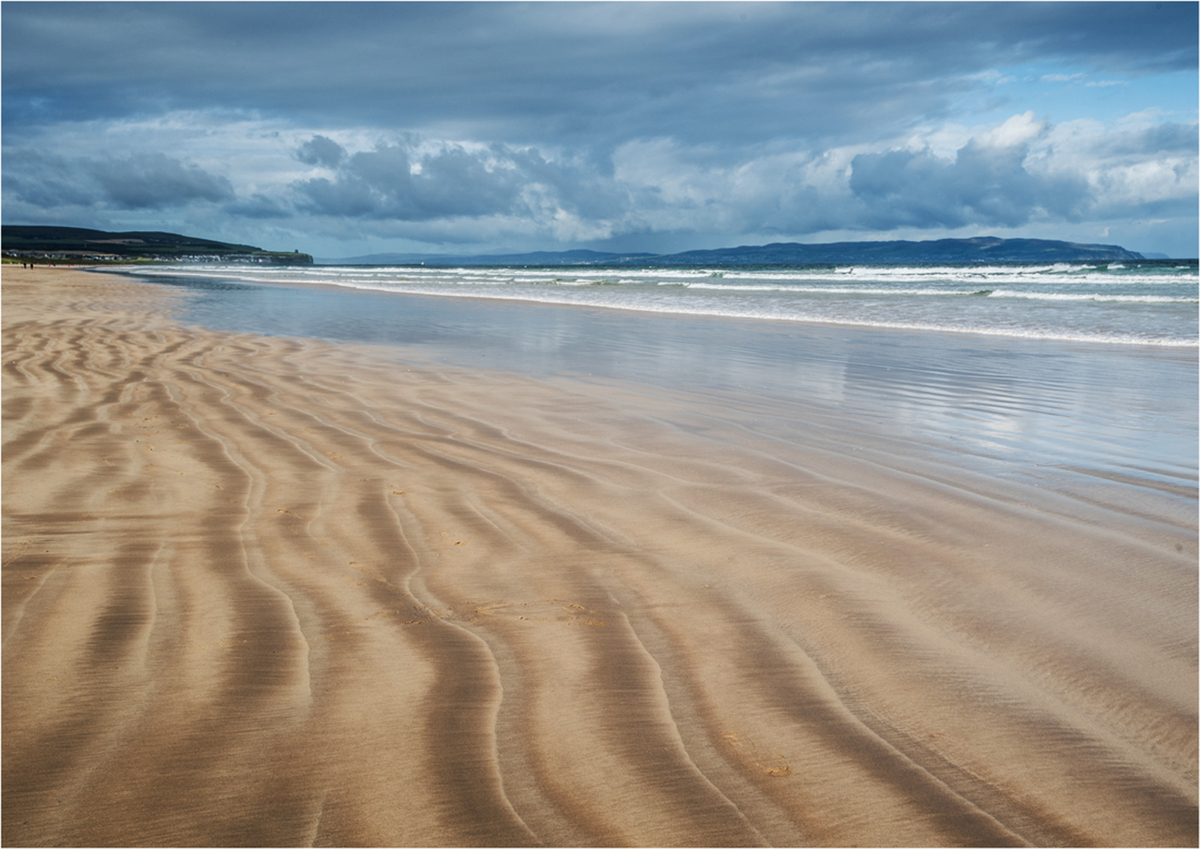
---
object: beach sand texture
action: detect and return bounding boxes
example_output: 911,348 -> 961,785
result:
3,268 -> 1196,847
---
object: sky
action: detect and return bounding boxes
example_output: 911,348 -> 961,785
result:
3,2 -> 1197,259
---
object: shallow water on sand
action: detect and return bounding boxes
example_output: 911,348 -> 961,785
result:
132,270 -> 1198,505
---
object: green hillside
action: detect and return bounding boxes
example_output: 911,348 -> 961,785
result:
2,226 -> 312,264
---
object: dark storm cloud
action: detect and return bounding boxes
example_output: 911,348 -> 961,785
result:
4,150 -> 98,209
296,142 -> 525,219
4,2 -> 1195,150
849,141 -> 1090,230
296,135 -> 347,168
5,149 -> 235,211
88,153 -> 235,209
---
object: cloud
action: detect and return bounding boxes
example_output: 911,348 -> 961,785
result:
3,149 -> 98,210
296,140 -> 523,219
848,145 -> 1085,230
296,135 -> 346,168
290,135 -> 629,235
2,4 -> 1194,255
607,110 -> 1193,239
87,153 -> 235,209
3,3 -> 1194,151
268,112 -> 1200,247
847,114 -> 1092,230
3,149 -> 234,211
225,193 -> 292,220
5,108 -> 1193,254
1092,122 -> 1199,158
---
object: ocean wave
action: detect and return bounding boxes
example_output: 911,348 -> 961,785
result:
119,264 -> 1197,347
135,263 -> 1194,293
304,280 -> 1199,347
833,262 -> 1098,277
680,282 -> 998,296
986,290 -> 1197,303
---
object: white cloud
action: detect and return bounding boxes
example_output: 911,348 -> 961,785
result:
977,112 -> 1047,148
3,107 -> 1195,255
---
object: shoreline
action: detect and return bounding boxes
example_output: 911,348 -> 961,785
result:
109,264 -> 1200,511
115,263 -> 1200,349
4,266 -> 1196,846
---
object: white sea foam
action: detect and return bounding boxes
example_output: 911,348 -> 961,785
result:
122,261 -> 1199,347
986,290 -> 1197,304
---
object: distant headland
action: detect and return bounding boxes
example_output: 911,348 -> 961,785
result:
322,236 -> 1147,266
1,226 -> 313,265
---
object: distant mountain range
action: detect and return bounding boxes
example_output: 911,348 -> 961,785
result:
3,227 -> 1151,267
320,236 -> 1146,266
2,226 -> 313,264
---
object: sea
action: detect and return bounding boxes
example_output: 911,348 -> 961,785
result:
117,259 -> 1198,509
128,259 -> 1197,347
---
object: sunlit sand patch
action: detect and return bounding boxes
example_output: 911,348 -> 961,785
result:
723,731 -> 793,777
436,598 -> 610,626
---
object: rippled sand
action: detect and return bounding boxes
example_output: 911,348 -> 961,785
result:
4,268 -> 1196,846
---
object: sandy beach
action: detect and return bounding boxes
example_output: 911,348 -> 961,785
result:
3,267 -> 1196,847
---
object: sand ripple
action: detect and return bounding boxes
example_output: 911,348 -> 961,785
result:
4,270 -> 1196,846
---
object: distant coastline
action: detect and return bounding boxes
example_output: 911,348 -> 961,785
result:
318,236 -> 1149,266
2,226 -> 1164,268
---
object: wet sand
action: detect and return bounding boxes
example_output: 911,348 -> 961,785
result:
3,267 -> 1196,847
